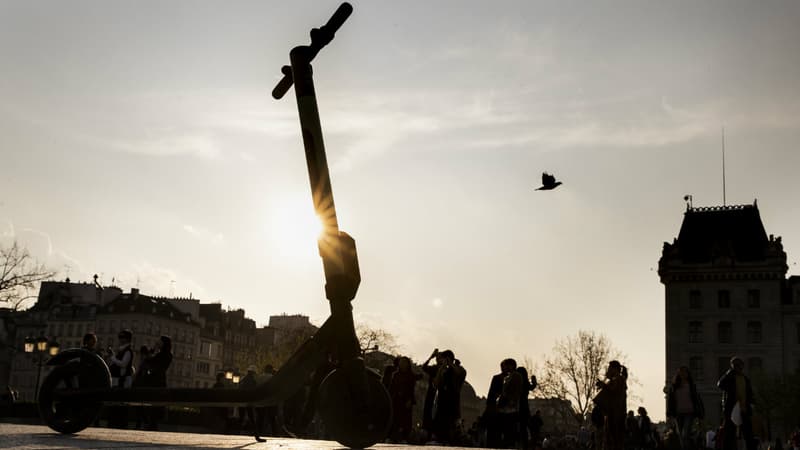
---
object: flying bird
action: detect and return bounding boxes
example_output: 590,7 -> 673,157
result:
535,172 -> 562,191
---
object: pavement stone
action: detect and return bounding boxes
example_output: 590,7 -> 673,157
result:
0,423 -> 481,450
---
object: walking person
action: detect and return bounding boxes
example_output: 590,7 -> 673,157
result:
421,348 -> 441,440
388,356 -> 421,443
106,329 -> 135,428
259,364 -> 278,437
239,366 -> 264,441
430,349 -> 466,444
496,358 -> 523,448
133,345 -> 153,429
636,407 -> 653,450
81,333 -> 101,355
593,360 -> 628,450
627,411 -> 639,450
517,366 -> 537,449
142,335 -> 172,430
212,372 -> 229,433
717,357 -> 755,450
667,366 -> 705,450
485,359 -> 512,448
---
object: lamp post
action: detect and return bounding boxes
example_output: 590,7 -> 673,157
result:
25,335 -> 60,403
232,372 -> 240,385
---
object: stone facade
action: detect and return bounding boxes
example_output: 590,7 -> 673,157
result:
4,279 -> 276,400
659,202 -> 800,429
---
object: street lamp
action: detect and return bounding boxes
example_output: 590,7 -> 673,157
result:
24,337 -> 35,354
36,336 -> 48,353
225,369 -> 233,380
25,335 -> 59,403
48,338 -> 60,356
232,373 -> 240,384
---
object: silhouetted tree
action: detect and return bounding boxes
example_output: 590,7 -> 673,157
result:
535,330 -> 623,423
355,323 -> 398,355
0,241 -> 54,310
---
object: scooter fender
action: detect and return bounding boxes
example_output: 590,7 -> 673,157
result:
48,347 -> 110,374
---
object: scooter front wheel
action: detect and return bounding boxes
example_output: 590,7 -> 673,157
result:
39,360 -> 109,434
318,367 -> 392,449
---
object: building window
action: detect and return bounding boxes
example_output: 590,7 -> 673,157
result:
718,357 -> 730,379
748,357 -> 763,373
718,322 -> 733,344
689,290 -> 703,309
689,356 -> 704,381
718,290 -> 731,308
747,290 -> 761,308
688,321 -> 703,343
747,321 -> 762,344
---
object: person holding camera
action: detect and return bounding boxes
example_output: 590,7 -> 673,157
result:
592,360 -> 628,450
428,349 -> 466,444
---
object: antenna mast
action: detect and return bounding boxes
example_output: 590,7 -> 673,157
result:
722,127 -> 727,206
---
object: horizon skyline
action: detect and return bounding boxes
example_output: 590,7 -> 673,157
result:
2,0 -> 800,421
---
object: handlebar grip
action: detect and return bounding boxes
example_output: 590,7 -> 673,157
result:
272,3 -> 353,99
272,66 -> 293,100
323,2 -> 353,34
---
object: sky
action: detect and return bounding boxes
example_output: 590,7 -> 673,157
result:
2,0 -> 799,420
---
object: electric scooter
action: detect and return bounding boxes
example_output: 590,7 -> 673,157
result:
37,4 -> 393,448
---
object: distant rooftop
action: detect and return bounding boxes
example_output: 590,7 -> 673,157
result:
676,201 -> 770,262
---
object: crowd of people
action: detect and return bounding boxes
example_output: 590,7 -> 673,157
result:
48,334 -> 800,450
81,329 -> 173,430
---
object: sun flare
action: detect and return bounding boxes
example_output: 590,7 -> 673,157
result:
269,194 -> 324,263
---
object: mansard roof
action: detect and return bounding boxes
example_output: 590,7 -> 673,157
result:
674,203 -> 769,263
98,293 -> 194,324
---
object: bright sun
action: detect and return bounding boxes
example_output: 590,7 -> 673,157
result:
269,193 -> 324,263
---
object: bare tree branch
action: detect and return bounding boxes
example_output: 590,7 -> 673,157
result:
0,241 -> 55,310
355,323 -> 398,355
534,330 -> 624,424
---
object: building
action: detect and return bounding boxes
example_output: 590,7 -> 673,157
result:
198,304 -> 256,372
658,202 -> 800,428
5,277 -> 322,400
95,289 -> 202,388
258,313 -> 318,347
6,278 -> 269,399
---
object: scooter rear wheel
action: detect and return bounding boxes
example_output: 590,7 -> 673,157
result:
318,367 -> 392,449
39,360 -> 109,434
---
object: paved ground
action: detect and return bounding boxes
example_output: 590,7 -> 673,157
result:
0,423 -> 480,449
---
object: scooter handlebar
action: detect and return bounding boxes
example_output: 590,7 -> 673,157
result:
272,2 -> 353,100
322,2 -> 353,36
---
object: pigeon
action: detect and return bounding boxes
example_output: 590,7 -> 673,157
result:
535,172 -> 562,191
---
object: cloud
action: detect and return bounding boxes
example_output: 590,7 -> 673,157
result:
182,224 -> 225,245
0,222 -> 84,281
111,261 -> 208,300
20,227 -> 53,255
